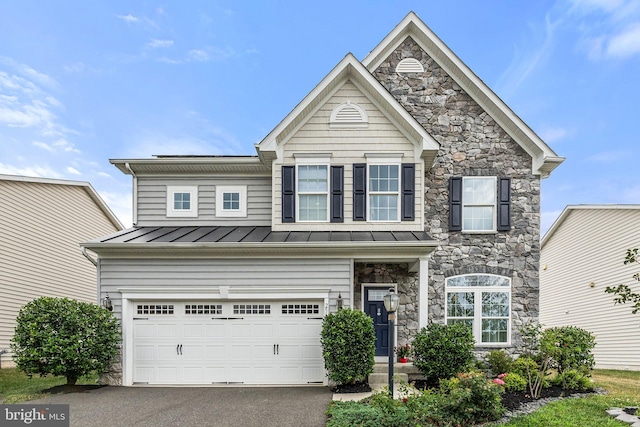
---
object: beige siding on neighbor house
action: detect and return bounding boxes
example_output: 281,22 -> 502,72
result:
540,207 -> 640,370
136,176 -> 272,226
0,179 -> 121,367
273,81 -> 423,231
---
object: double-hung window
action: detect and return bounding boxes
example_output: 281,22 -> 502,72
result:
369,164 -> 399,221
297,164 -> 329,222
166,186 -> 198,217
462,177 -> 496,231
445,274 -> 511,345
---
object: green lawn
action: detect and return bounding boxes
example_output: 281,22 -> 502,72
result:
493,369 -> 640,427
0,368 -> 99,404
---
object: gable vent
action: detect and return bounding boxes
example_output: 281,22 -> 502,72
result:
329,101 -> 368,128
396,58 -> 425,73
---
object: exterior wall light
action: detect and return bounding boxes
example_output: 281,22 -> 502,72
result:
337,292 -> 344,310
102,294 -> 113,311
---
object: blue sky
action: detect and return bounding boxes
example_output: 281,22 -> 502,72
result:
1,1 -> 639,233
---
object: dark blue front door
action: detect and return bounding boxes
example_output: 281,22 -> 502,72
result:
364,287 -> 389,356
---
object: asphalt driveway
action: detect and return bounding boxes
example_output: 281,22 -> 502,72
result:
30,386 -> 333,427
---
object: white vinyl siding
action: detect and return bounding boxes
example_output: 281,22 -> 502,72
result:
137,177 -> 271,226
541,206 -> 640,370
274,81 -> 423,231
0,179 -> 121,367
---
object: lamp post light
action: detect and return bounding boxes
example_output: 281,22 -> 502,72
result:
383,287 -> 399,398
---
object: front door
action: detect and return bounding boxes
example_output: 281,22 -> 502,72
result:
364,287 -> 390,356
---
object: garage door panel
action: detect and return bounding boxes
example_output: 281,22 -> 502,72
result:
133,300 -> 325,385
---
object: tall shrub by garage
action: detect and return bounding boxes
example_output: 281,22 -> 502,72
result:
321,308 -> 375,384
11,297 -> 120,385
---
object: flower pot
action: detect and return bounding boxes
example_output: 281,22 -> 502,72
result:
399,357 -> 408,363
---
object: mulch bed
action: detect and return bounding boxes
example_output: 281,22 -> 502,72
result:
43,384 -> 105,395
331,382 -> 371,393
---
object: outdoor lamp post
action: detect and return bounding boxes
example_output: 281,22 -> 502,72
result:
383,287 -> 399,398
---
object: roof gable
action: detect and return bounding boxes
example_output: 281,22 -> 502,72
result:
363,12 -> 564,177
255,53 -> 439,167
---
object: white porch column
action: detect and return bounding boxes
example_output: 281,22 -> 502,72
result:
418,257 -> 429,329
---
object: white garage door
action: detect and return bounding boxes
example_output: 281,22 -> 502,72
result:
132,301 -> 325,385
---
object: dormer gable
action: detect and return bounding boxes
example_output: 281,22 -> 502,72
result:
255,53 -> 439,169
363,11 -> 564,177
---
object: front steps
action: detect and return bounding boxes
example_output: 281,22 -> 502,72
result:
368,362 -> 422,390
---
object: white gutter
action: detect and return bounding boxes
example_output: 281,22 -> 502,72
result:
124,163 -> 138,226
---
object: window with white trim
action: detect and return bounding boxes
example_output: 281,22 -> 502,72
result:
216,185 -> 247,217
462,177 -> 496,232
445,274 -> 511,345
297,163 -> 329,222
368,164 -> 400,221
167,186 -> 198,217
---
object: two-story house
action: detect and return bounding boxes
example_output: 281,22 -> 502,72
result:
83,12 -> 563,386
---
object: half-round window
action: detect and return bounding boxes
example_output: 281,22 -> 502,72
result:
396,58 -> 425,73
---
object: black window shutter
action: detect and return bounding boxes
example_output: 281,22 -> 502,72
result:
282,166 -> 295,223
353,164 -> 366,221
401,163 -> 415,221
330,166 -> 344,223
497,177 -> 511,231
449,177 -> 462,231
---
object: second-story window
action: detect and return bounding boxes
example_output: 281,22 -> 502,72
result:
369,164 -> 399,221
297,165 -> 328,221
166,186 -> 198,217
216,185 -> 247,217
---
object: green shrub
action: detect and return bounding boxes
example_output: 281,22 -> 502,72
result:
326,396 -> 412,427
412,323 -> 475,385
511,356 -> 539,378
321,308 -> 375,384
11,297 -> 120,385
541,326 -> 596,375
486,349 -> 513,376
551,369 -> 594,391
439,372 -> 505,424
502,372 -> 527,392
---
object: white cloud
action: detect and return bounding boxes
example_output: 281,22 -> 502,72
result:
188,49 -> 210,62
568,0 -> 625,14
147,39 -> 174,49
606,22 -> 640,57
97,190 -> 133,228
97,171 -> 113,179
66,166 -> 81,175
117,14 -> 139,24
0,163 -> 64,179
33,141 -> 54,152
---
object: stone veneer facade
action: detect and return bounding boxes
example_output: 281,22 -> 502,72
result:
370,37 -> 541,352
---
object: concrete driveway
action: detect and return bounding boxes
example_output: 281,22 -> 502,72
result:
30,386 -> 333,427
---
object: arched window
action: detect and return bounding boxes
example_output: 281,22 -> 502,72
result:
445,274 -> 511,345
395,58 -> 425,73
329,101 -> 368,128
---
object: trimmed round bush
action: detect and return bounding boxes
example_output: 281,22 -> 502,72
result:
486,349 -> 513,376
412,323 -> 475,384
321,308 -> 375,384
11,297 -> 120,385
503,372 -> 527,392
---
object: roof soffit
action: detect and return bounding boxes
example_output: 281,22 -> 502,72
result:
362,12 -> 564,177
256,53 -> 439,168
110,157 -> 270,176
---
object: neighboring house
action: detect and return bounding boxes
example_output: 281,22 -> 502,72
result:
0,174 -> 123,368
540,205 -> 640,370
82,12 -> 563,386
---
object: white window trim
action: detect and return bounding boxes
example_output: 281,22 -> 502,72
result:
462,176 -> 497,233
366,154 -> 402,223
216,185 -> 247,217
295,157 -> 330,223
444,274 -> 511,346
166,186 -> 198,218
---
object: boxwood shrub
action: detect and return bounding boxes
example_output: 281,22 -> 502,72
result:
320,308 -> 375,384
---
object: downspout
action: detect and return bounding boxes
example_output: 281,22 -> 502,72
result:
81,247 -> 98,266
125,162 -> 138,226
